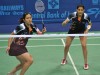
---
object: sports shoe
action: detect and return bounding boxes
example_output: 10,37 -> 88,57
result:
61,59 -> 67,65
84,64 -> 89,70
7,72 -> 16,75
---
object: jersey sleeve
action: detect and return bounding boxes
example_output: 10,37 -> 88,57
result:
13,24 -> 24,34
13,23 -> 25,35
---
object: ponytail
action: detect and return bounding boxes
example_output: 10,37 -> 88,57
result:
19,18 -> 24,24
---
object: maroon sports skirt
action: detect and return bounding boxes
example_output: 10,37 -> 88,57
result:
9,42 -> 28,56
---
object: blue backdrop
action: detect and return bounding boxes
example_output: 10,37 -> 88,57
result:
0,0 -> 100,33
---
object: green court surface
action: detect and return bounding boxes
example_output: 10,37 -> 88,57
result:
0,35 -> 100,75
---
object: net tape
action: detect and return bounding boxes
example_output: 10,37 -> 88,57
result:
0,33 -> 100,38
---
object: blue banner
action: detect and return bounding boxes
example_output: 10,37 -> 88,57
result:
26,0 -> 81,23
0,0 -> 100,33
0,0 -> 25,25
82,0 -> 100,22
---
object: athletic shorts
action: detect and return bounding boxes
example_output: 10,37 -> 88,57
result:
68,28 -> 85,34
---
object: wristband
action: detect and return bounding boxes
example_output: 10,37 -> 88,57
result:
87,25 -> 91,30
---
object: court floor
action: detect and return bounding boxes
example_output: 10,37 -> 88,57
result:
0,35 -> 100,75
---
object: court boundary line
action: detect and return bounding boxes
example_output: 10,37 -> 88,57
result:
61,39 -> 79,75
0,44 -> 100,49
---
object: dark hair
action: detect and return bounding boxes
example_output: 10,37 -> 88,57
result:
77,4 -> 85,9
19,13 -> 31,24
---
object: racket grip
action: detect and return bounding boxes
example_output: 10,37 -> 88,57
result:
42,22 -> 45,28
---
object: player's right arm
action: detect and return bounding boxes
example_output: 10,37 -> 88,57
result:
6,24 -> 22,53
62,12 -> 75,26
6,32 -> 14,53
62,19 -> 70,26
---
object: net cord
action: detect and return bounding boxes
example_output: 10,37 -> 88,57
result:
0,33 -> 100,38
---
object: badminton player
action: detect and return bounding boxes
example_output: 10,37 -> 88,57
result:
61,4 -> 92,70
6,13 -> 46,75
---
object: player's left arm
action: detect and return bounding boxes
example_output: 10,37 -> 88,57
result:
87,16 -> 92,30
32,23 -> 46,34
84,15 -> 92,33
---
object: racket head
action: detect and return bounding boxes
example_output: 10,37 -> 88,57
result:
35,0 -> 45,13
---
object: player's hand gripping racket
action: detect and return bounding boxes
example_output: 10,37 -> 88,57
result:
35,0 -> 45,29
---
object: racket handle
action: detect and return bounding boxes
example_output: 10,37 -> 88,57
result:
42,22 -> 45,28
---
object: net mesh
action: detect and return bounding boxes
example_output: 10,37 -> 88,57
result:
0,33 -> 100,38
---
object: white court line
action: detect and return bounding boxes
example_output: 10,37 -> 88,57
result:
0,44 -> 100,49
0,36 -> 100,41
71,44 -> 100,46
0,45 -> 63,49
61,39 -> 79,75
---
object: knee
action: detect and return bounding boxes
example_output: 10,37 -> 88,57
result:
26,57 -> 33,65
82,44 -> 87,48
65,44 -> 70,48
31,59 -> 33,64
29,58 -> 33,64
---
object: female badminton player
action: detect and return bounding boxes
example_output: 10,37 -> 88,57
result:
6,13 -> 46,75
61,4 -> 92,70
